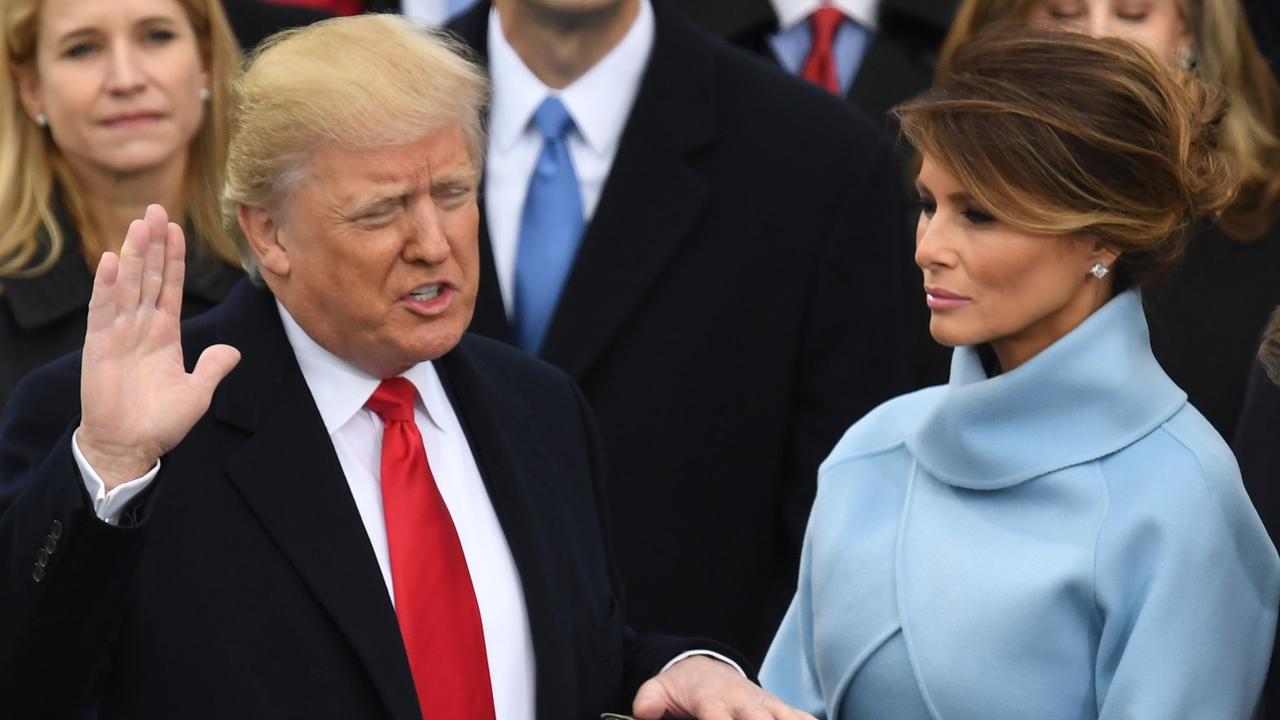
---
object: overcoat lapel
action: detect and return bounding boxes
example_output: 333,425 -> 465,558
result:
455,3 -> 716,379
208,284 -> 422,720
435,340 -> 578,719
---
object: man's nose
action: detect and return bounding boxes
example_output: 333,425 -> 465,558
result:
404,200 -> 452,264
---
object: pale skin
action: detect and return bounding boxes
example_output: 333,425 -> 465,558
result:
1025,0 -> 1192,63
493,0 -> 640,89
75,130 -> 817,720
914,156 -> 1118,371
12,0 -> 209,263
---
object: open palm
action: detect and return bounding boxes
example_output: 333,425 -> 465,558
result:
77,205 -> 240,490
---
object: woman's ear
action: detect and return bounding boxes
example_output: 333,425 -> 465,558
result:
12,62 -> 44,125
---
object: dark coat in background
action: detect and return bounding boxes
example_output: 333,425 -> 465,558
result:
220,0 -> 334,50
672,0 -> 959,386
0,281 -> 723,719
448,0 -> 916,664
0,210 -> 240,413
673,0 -> 956,129
1146,222 -> 1280,440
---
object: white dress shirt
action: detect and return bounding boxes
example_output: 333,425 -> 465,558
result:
771,0 -> 879,30
76,303 -> 537,720
483,0 -> 654,315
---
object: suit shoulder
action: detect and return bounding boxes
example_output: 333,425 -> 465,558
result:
707,37 -> 883,143
821,385 -> 947,471
455,332 -> 576,392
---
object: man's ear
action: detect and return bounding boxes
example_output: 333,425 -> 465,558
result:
12,62 -> 43,125
238,204 -> 290,279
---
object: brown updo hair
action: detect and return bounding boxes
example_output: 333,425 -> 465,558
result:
895,28 -> 1238,292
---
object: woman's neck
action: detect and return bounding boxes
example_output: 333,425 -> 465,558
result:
71,156 -> 188,267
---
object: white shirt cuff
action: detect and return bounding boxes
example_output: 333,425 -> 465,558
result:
72,428 -> 161,526
660,649 -> 748,678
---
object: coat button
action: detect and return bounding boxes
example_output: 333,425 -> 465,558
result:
50,520 -> 63,539
44,535 -> 57,553
36,549 -> 50,567
32,564 -> 45,582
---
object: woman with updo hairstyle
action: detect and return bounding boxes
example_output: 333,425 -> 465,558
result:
761,30 -> 1279,718
938,0 -> 1280,443
0,0 -> 243,411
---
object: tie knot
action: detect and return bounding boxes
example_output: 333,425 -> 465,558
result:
367,377 -> 418,424
810,6 -> 845,40
532,97 -> 575,142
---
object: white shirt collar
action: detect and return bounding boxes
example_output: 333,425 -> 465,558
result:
276,301 -> 448,435
770,0 -> 879,31
487,0 -> 654,157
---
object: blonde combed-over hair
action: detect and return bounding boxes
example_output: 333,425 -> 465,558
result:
937,0 -> 1280,243
223,14 -> 489,278
0,0 -> 241,278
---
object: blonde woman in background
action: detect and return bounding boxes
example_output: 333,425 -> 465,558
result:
0,0 -> 242,410
938,0 -> 1280,444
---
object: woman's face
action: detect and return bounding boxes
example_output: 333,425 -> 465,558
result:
15,0 -> 207,180
1025,0 -> 1191,63
914,155 -> 1116,371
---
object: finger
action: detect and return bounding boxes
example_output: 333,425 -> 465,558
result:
139,212 -> 168,310
762,696 -> 817,720
631,678 -> 673,719
86,251 -> 120,335
115,218 -> 151,316
157,221 -> 187,318
191,345 -> 241,399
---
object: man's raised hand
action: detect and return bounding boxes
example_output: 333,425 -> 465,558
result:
77,204 -> 240,489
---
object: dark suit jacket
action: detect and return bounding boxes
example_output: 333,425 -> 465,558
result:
672,0 -> 956,127
0,211 -> 241,414
449,0 -> 916,664
221,0 -> 334,50
1234,349 -> 1280,720
1146,222 -> 1280,440
0,280 -> 716,719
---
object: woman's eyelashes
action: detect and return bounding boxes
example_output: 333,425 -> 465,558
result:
916,196 -> 996,226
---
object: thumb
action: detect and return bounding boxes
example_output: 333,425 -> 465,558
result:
192,344 -> 241,396
632,676 -> 676,719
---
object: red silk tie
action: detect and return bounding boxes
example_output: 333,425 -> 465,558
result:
367,378 -> 496,720
800,7 -> 845,95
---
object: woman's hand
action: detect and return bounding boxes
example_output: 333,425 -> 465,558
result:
76,204 -> 240,489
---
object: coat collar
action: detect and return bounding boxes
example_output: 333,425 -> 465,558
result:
906,290 -> 1187,490
3,204 -> 234,330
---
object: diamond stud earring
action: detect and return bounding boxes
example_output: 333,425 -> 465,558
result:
1090,262 -> 1110,279
199,87 -> 210,102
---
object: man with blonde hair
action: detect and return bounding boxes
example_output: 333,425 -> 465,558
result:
0,15 -> 813,720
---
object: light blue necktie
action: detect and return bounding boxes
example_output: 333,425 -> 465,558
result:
513,97 -> 584,353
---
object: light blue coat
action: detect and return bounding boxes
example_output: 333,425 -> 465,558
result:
762,290 -> 1280,719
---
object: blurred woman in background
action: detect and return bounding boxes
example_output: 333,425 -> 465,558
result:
762,31 -> 1278,718
938,0 -> 1280,444
0,0 -> 242,410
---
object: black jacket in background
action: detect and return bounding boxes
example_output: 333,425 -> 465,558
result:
449,0 -> 917,664
1146,222 -> 1280,440
0,210 -> 241,413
